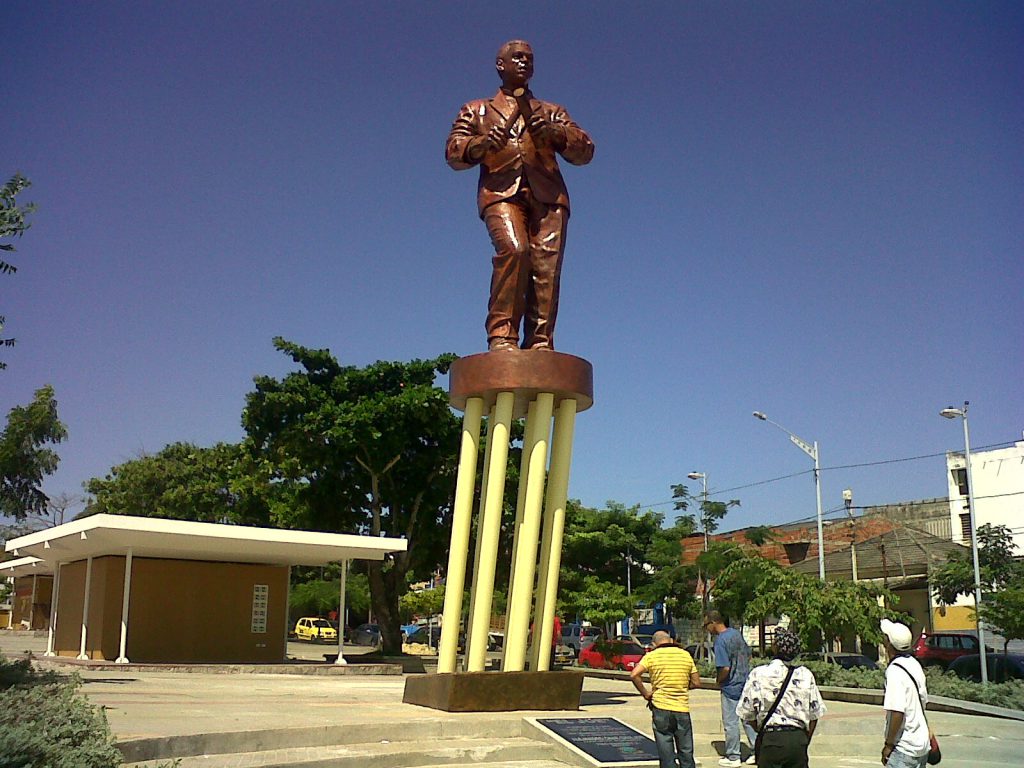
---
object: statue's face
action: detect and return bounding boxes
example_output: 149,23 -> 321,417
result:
496,42 -> 533,88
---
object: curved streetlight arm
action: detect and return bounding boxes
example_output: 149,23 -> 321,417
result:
753,412 -> 817,461
753,410 -> 825,583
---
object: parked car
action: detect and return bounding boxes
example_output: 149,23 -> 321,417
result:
615,633 -> 655,650
949,653 -> 1024,684
802,652 -> 879,670
562,623 -> 604,656
350,623 -> 381,646
685,640 -> 714,660
405,626 -> 468,652
912,631 -> 994,669
578,639 -> 647,671
552,643 -> 575,666
293,617 -> 338,643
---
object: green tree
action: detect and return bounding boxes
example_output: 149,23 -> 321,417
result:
976,579 -> 1024,655
289,572 -> 370,621
718,556 -> 893,650
400,586 -> 445,623
85,442 -> 270,525
1,173 -> 36,368
0,385 -> 67,519
242,339 -> 460,653
558,500 -> 702,628
932,524 -> 1022,605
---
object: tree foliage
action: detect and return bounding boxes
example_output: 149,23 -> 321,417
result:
242,339 -> 460,653
1,173 -> 37,367
85,442 -> 270,525
558,500 -> 700,625
931,524 -> 1022,606
0,385 -> 67,519
716,556 -> 894,649
977,579 -> 1024,654
671,482 -> 739,540
289,572 -> 370,621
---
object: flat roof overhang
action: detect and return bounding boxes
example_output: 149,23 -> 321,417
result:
4,513 -> 407,567
0,556 -> 51,578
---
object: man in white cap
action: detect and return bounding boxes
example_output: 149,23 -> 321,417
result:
880,619 -> 930,768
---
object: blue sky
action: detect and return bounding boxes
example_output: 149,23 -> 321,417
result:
3,1 -> 1022,533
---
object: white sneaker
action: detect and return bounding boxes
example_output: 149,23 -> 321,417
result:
718,759 -> 742,768
744,755 -> 758,765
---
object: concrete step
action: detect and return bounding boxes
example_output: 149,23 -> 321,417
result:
118,719 -> 524,763
125,736 -> 560,768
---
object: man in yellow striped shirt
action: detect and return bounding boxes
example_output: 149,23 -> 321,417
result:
631,630 -> 702,768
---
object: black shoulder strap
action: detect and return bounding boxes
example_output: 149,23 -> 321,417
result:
754,664 -> 796,759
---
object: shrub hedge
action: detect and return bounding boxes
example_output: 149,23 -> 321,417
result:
0,654 -> 182,768
722,655 -> 1024,712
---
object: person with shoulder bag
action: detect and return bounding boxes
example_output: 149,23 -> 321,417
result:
736,628 -> 825,768
880,619 -> 940,767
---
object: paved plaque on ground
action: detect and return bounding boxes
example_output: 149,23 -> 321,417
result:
535,717 -> 659,764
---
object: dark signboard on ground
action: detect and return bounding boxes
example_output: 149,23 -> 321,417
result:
536,717 -> 659,763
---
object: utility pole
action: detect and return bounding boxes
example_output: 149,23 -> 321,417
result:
844,488 -> 861,653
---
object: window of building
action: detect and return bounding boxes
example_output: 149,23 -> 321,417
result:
960,513 -> 972,541
950,467 -> 968,496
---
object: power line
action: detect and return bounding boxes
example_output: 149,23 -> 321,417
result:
644,440 -> 1019,507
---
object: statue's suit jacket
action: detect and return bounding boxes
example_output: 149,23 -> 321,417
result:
446,89 -> 594,217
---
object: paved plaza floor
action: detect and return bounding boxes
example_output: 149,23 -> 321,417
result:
3,631 -> 1022,766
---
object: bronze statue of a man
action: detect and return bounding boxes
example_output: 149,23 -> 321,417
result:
447,40 -> 594,351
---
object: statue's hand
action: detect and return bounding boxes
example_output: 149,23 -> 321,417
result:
484,125 -> 510,151
527,115 -> 566,148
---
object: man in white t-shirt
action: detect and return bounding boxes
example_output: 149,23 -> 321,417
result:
880,619 -> 931,768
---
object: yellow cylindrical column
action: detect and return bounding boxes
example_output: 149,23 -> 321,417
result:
438,397 -> 484,673
503,392 -> 554,671
466,391 -> 514,672
462,406 -> 496,668
504,399 -> 538,627
531,399 -> 578,672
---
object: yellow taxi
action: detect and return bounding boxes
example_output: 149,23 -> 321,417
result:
294,617 -> 338,643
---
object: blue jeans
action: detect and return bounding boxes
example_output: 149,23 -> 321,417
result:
886,749 -> 928,768
651,705 -> 696,768
722,693 -> 758,760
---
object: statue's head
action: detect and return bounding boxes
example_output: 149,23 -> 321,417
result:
495,40 -> 533,89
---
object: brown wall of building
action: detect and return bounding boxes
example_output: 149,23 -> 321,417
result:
127,558 -> 287,663
53,557 -> 288,663
11,574 -> 54,630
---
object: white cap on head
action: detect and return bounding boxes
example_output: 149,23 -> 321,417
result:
880,619 -> 913,651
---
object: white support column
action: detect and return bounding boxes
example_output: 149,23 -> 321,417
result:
438,397 -> 484,673
283,565 -> 292,659
531,399 -> 577,672
463,406 -> 496,667
115,549 -> 133,663
335,559 -> 349,665
29,573 -> 38,629
503,392 -> 554,672
466,391 -> 514,672
77,556 -> 94,660
44,562 -> 62,657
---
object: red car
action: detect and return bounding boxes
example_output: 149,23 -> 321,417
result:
577,639 -> 647,671
912,632 -> 992,669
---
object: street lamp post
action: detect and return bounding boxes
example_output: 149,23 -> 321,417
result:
753,411 -> 825,581
941,401 -> 988,685
687,471 -> 709,552
687,470 -> 710,661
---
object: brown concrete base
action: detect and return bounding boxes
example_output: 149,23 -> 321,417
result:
449,350 -> 593,417
402,670 -> 584,712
